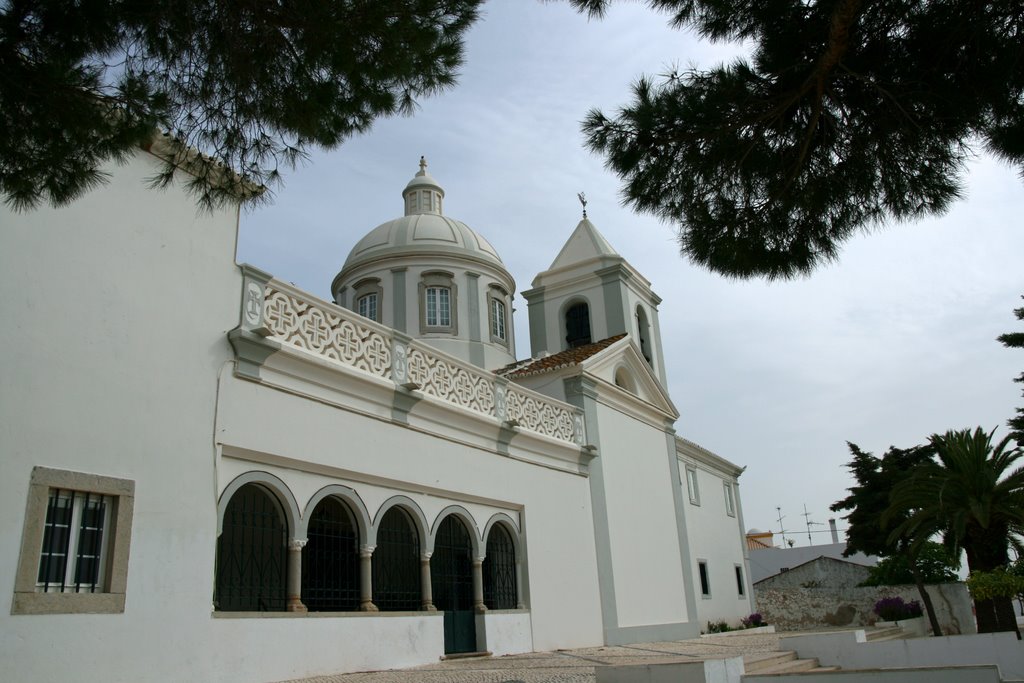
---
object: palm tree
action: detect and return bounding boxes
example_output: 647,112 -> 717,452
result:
888,427 -> 1024,634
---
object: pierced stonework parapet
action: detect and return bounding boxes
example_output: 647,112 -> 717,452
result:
391,335 -> 411,386
573,414 -> 586,446
238,264 -> 274,336
494,377 -> 509,422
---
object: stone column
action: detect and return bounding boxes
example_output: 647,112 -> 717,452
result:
515,560 -> 526,610
286,539 -> 307,612
359,545 -> 378,612
472,557 -> 487,613
421,553 -> 436,611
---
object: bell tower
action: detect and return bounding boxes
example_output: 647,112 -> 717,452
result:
521,210 -> 668,387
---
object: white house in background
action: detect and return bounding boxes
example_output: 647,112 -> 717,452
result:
1,148 -> 752,683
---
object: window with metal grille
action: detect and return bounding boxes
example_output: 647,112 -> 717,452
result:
698,560 -> 711,597
37,490 -> 112,593
357,293 -> 378,322
425,286 -> 451,327
215,484 -> 288,611
565,302 -> 591,348
372,507 -> 421,611
431,516 -> 474,613
302,497 -> 360,611
483,524 -> 517,610
13,467 -> 135,615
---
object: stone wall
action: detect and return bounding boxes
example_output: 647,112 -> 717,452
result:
754,556 -> 870,590
754,582 -> 975,634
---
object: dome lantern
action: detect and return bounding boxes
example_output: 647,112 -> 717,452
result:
403,156 -> 444,216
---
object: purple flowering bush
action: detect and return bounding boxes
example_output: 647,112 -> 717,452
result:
873,596 -> 922,621
741,613 -> 766,628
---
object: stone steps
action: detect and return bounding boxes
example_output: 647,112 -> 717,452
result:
743,651 -> 832,675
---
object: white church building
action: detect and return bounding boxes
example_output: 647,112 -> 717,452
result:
1,146 -> 753,683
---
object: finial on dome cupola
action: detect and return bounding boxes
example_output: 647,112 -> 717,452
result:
577,191 -> 588,219
403,156 -> 444,216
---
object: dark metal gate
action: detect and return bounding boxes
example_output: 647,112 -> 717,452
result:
215,484 -> 287,611
302,497 -> 359,611
483,524 -> 517,610
431,515 -> 476,654
372,507 -> 421,611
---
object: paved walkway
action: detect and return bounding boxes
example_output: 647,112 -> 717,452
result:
277,632 -> 782,683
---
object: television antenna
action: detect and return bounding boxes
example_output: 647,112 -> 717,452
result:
802,504 -> 823,546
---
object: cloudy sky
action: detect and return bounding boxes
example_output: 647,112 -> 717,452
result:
237,2 -> 1024,546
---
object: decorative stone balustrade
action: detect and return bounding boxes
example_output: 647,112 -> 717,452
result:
252,278 -> 584,447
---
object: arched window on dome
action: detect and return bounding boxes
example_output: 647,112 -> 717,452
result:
488,285 -> 509,346
353,278 -> 382,323
418,271 -> 458,335
565,302 -> 591,349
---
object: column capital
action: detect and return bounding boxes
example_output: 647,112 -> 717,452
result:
288,539 -> 307,551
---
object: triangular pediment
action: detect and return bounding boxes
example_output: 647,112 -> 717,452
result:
579,337 -> 678,420
547,218 -> 621,271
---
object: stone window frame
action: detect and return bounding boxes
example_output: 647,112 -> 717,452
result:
684,465 -> 700,506
12,466 -> 135,615
723,481 -> 736,517
487,285 -> 509,346
734,564 -> 746,598
418,270 -> 458,335
352,278 -> 383,323
697,559 -> 711,598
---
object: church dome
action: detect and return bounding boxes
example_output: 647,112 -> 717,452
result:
340,157 -> 504,273
331,159 -> 517,371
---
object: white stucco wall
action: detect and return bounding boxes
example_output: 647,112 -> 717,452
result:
1,151 -> 243,683
596,404 -> 689,627
679,458 -> 753,628
213,367 -> 605,670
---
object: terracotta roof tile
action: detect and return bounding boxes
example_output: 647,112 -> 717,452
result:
495,334 -> 626,378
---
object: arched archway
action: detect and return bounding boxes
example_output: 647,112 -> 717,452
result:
432,514 -> 477,654
483,522 -> 518,610
564,301 -> 592,349
302,496 -> 360,611
215,483 -> 288,611
372,506 -> 421,611
636,305 -> 652,364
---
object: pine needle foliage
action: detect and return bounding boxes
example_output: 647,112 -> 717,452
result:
568,0 -> 1024,280
998,296 -> 1024,439
0,0 -> 483,211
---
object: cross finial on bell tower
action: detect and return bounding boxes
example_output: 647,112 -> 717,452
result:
577,191 -> 587,218
417,156 -> 428,176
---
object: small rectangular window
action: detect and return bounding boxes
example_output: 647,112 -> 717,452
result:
735,565 -> 746,597
685,465 -> 700,505
698,560 -> 710,597
724,482 -> 736,517
357,293 -> 378,322
14,467 -> 134,615
37,490 -> 112,592
490,298 -> 506,340
426,286 -> 450,327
